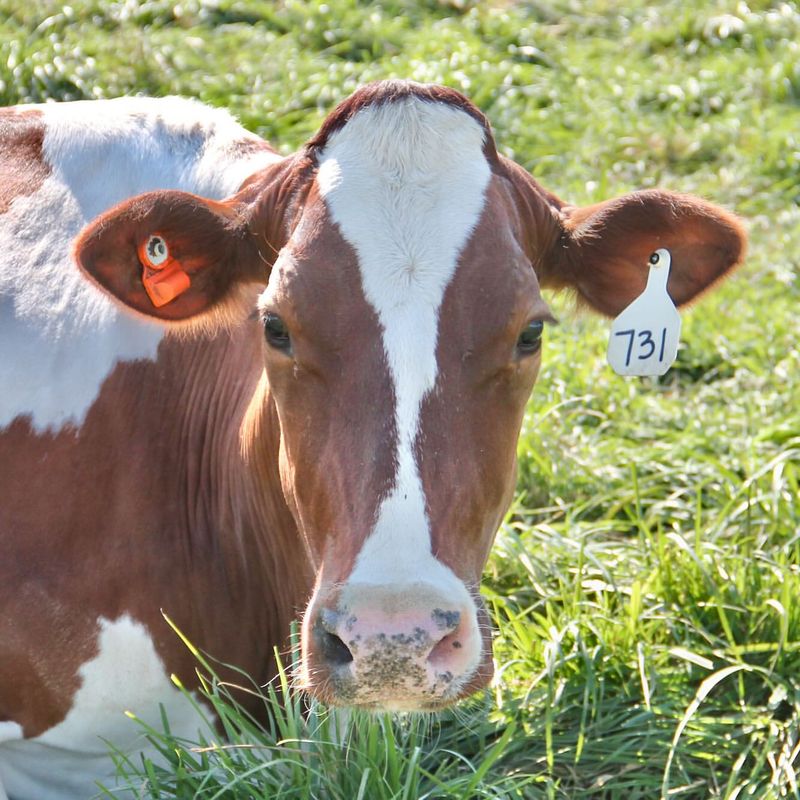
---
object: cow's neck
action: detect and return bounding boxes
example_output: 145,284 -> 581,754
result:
135,320 -> 309,674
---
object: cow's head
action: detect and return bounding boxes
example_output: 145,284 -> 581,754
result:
75,82 -> 745,710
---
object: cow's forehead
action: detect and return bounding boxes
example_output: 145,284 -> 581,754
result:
262,96 -> 543,335
260,97 -> 511,359
315,97 -> 491,311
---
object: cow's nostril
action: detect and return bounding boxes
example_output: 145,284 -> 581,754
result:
319,630 -> 354,667
427,630 -> 462,670
427,608 -> 466,671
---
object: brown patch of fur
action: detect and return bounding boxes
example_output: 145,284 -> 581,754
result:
0,108 -> 51,214
418,178 -> 546,582
228,136 -> 280,158
496,155 -> 566,284
258,195 -> 402,699
0,327 -> 310,736
261,194 -> 397,580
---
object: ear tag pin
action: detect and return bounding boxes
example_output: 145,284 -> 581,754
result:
607,248 -> 681,377
138,234 -> 191,308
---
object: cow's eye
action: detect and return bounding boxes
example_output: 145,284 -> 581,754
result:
264,313 -> 291,352
517,320 -> 544,355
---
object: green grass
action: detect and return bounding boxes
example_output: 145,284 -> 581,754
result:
2,0 -> 798,797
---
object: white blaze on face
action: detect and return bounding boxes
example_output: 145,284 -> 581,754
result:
316,97 -> 491,585
0,97 -> 280,433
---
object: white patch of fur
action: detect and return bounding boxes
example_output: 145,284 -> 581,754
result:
316,93 -> 490,587
0,615 -> 209,800
0,724 -> 22,745
0,96 -> 279,433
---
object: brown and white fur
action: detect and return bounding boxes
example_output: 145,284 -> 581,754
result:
0,81 -> 746,799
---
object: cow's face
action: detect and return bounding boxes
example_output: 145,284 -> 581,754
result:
256,98 -> 556,708
76,82 -> 745,711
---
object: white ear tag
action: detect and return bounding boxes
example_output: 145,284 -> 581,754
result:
607,248 -> 681,377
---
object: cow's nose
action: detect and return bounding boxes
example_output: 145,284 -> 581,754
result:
318,606 -> 462,665
312,583 -> 479,707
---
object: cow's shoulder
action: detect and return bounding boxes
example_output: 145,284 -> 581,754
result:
0,96 -> 279,434
33,95 -> 281,206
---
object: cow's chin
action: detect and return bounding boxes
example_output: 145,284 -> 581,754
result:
298,660 -> 494,713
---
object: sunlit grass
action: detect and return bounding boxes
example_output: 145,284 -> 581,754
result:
100,625 -> 533,799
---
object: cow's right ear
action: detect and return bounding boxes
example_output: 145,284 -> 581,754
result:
74,189 -> 268,322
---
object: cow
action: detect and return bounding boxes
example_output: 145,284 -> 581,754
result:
0,80 -> 745,799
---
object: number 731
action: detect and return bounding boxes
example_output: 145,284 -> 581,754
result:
614,328 -> 668,367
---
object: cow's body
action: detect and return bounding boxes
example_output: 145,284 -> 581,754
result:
0,98 -> 303,798
0,82 -> 745,799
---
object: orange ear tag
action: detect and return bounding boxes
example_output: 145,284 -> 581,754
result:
137,234 -> 191,308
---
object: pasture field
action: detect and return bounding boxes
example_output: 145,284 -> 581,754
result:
1,0 -> 798,797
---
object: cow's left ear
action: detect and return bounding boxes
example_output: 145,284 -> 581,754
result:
75,189 -> 268,322
544,189 -> 747,316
